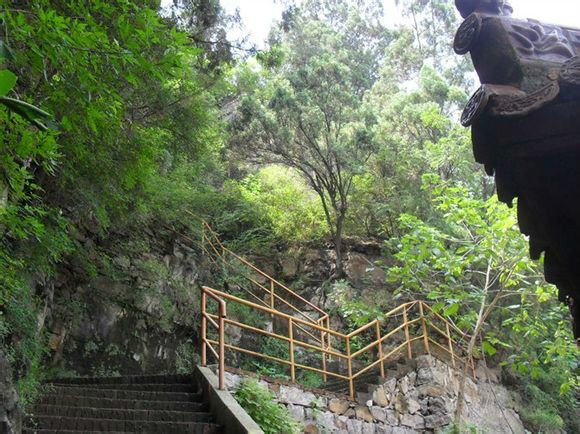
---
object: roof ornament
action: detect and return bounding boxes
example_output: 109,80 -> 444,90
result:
455,0 -> 513,18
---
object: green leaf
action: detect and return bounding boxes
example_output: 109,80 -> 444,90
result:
482,341 -> 497,356
0,40 -> 14,61
444,303 -> 459,317
0,70 -> 18,97
560,382 -> 571,395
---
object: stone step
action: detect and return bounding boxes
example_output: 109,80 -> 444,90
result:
23,431 -> 135,434
49,374 -> 193,385
26,416 -> 221,433
46,386 -> 199,402
31,405 -> 214,423
49,383 -> 196,393
37,395 -> 206,412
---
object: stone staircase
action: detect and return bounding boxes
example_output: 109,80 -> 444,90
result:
24,374 -> 223,434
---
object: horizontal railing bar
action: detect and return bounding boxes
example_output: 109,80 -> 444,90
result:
293,322 -> 323,345
428,322 -> 449,340
351,335 -> 381,358
207,339 -> 292,366
379,318 -> 421,342
347,319 -> 379,338
421,302 -> 471,340
427,338 -> 474,375
350,319 -> 418,359
293,362 -> 349,380
427,337 -> 454,357
427,337 -> 468,363
205,287 -> 348,338
292,337 -> 347,359
208,315 -> 345,359
202,287 -> 227,313
352,356 -> 384,379
423,316 -> 466,350
248,276 -> 319,325
346,302 -> 418,338
351,317 -> 425,359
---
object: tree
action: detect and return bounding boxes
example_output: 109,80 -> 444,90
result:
230,0 -> 391,276
394,0 -> 474,90
387,175 -> 579,431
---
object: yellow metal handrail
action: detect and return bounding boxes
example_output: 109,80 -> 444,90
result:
200,286 -> 476,398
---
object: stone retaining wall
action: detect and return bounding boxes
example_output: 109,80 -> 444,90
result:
222,355 -> 529,434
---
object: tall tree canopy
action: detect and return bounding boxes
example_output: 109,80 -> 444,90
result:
230,0 -> 391,276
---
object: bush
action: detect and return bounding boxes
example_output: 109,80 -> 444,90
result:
234,380 -> 302,434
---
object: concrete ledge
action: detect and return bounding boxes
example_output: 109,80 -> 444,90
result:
194,365 -> 264,434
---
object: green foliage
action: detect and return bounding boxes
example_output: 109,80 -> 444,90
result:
234,379 -> 302,434
245,337 -> 290,380
329,280 -> 384,328
513,366 -> 580,433
386,174 -> 579,429
238,166 -> 327,242
0,0 -> 230,401
443,423 -> 484,434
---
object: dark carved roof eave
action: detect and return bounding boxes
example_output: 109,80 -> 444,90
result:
454,1 -> 580,340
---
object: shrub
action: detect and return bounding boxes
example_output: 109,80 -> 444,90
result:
234,380 -> 302,434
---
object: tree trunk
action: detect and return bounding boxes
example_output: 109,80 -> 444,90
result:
333,212 -> 346,278
453,261 -> 491,433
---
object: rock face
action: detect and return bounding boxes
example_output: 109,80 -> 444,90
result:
223,355 -> 530,434
0,351 -> 21,434
39,225 -> 207,377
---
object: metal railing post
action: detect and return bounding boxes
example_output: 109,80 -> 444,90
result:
270,280 -> 275,310
375,320 -> 385,378
201,290 -> 207,366
403,305 -> 413,359
446,322 -> 456,368
218,300 -> 226,390
346,336 -> 354,399
419,302 -> 431,355
288,317 -> 296,383
326,317 -> 332,357
320,318 -> 328,382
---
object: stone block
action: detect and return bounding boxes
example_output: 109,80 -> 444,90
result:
400,413 -> 424,430
362,422 -> 376,434
370,406 -> 386,423
416,384 -> 446,398
287,403 -> 305,421
383,378 -> 397,394
335,415 -> 348,430
424,413 -> 451,429
279,385 -> 316,406
346,418 -> 363,434
304,422 -> 318,434
321,412 -> 337,431
407,398 -> 421,415
375,425 -> 394,434
399,377 -> 409,395
372,387 -> 389,407
329,398 -> 350,415
355,406 -> 374,422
